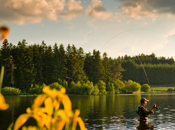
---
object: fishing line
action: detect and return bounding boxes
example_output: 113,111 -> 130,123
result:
137,56 -> 150,86
101,28 -> 167,83
101,28 -> 167,106
101,28 -> 166,50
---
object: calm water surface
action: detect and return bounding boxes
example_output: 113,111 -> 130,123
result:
1,93 -> 175,130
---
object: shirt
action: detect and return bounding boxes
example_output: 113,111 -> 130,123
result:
137,104 -> 154,121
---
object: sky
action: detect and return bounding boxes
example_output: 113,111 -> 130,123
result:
1,0 -> 175,59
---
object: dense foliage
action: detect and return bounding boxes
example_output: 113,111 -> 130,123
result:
0,39 -> 174,94
1,87 -> 21,96
141,84 -> 151,92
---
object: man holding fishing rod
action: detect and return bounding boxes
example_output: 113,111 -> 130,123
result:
136,97 -> 157,130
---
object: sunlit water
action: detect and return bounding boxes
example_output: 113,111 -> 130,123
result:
1,93 -> 175,130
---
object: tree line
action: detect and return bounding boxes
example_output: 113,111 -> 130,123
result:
0,39 -> 174,93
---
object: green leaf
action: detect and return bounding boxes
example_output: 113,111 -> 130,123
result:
7,123 -> 13,130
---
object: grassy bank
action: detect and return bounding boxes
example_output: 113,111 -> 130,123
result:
150,85 -> 175,93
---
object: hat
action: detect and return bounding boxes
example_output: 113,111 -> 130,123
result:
140,97 -> 149,103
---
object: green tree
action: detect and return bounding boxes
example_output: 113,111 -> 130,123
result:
92,85 -> 99,95
96,80 -> 106,94
102,52 -> 112,87
32,44 -> 43,85
14,40 -> 28,91
123,80 -> 141,94
57,44 -> 67,80
24,46 -> 35,90
0,40 -> 15,87
84,52 -> 93,82
66,45 -> 87,86
91,50 -> 105,84
49,82 -> 63,90
42,45 -> 54,84
114,79 -> 125,94
52,43 -> 61,82
106,82 -> 115,94
141,84 -> 151,92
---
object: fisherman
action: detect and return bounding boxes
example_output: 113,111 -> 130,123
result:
136,97 -> 157,130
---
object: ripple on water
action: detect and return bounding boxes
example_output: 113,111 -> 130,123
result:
165,115 -> 172,119
156,122 -> 175,129
155,110 -> 161,113
163,107 -> 169,110
157,113 -> 164,117
170,109 -> 175,112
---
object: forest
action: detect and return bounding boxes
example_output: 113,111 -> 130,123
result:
0,39 -> 175,94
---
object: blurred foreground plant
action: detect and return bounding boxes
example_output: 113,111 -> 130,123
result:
0,66 -> 9,110
0,26 -> 85,130
0,25 -> 10,40
0,25 -> 10,110
13,86 -> 86,130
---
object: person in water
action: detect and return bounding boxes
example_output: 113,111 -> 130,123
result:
136,97 -> 157,130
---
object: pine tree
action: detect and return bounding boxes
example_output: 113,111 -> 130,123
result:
66,45 -> 87,86
32,44 -> 43,85
91,50 -> 105,84
84,52 -> 93,82
102,52 -> 112,88
0,39 -> 15,87
42,44 -> 54,84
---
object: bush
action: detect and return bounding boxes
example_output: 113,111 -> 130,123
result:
123,80 -> 141,94
167,88 -> 174,91
106,82 -> 115,94
69,81 -> 94,95
28,84 -> 43,94
141,84 -> 151,92
1,87 -> 21,96
81,81 -> 94,95
114,79 -> 125,94
69,81 -> 82,94
96,80 -> 106,94
58,79 -> 68,90
49,82 -> 63,90
92,85 -> 99,95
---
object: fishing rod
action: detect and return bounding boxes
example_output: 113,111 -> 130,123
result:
137,55 -> 150,85
137,55 -> 158,109
101,28 -> 166,109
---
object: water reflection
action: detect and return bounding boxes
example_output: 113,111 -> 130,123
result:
0,96 -> 36,130
136,121 -> 154,130
1,94 -> 175,129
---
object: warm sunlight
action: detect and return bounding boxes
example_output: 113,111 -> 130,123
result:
1,0 -> 175,130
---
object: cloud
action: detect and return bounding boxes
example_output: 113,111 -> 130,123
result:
116,0 -> 175,19
58,0 -> 83,20
0,0 -> 83,24
86,0 -> 175,21
153,34 -> 175,57
86,0 -> 113,20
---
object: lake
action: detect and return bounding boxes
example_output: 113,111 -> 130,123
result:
1,93 -> 175,130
